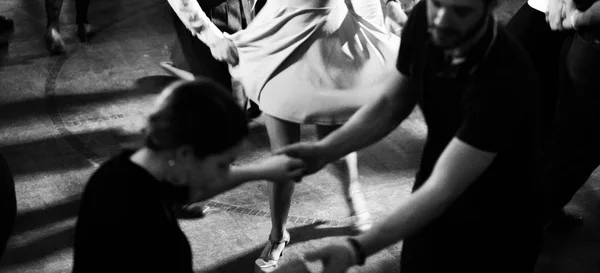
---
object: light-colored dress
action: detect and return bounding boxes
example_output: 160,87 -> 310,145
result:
228,0 -> 400,125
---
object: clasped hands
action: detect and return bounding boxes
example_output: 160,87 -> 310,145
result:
546,0 -> 583,30
260,141 -> 331,183
209,34 -> 240,66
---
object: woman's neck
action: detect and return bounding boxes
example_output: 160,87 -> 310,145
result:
130,147 -> 168,181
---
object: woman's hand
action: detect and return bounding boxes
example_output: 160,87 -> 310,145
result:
547,0 -> 566,30
275,141 -> 333,176
209,36 -> 240,66
385,0 -> 408,36
258,154 -> 306,182
561,0 -> 583,30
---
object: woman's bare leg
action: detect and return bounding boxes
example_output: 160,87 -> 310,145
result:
255,114 -> 300,272
264,114 -> 300,239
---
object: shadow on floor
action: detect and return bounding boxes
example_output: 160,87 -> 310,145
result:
0,75 -> 177,127
12,195 -> 81,235
0,228 -> 74,267
201,222 -> 357,273
0,195 -> 81,267
0,128 -> 143,176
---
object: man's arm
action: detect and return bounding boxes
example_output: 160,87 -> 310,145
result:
318,70 -> 417,162
572,0 -> 600,28
355,138 -> 496,256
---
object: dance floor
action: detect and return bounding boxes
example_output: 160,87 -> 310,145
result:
0,0 -> 598,272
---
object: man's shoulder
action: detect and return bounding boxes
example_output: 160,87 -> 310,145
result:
403,0 -> 429,40
490,26 -> 536,70
478,26 -> 539,88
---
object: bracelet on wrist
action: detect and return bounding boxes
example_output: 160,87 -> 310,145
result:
346,237 -> 366,266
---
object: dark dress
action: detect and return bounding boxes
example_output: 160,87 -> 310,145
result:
396,2 -> 543,272
72,150 -> 194,273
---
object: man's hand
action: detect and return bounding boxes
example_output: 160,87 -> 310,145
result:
561,0 -> 583,30
304,240 -> 357,273
257,154 -> 305,182
209,36 -> 239,66
275,142 -> 332,175
547,0 -> 566,30
384,1 -> 407,36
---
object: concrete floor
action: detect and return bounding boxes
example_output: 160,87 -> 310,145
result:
0,0 -> 599,272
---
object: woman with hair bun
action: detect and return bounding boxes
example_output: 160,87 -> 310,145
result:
72,78 -> 305,273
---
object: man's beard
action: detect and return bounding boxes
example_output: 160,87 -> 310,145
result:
428,13 -> 488,49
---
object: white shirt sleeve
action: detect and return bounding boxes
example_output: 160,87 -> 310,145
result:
527,0 -> 549,13
166,0 -> 225,47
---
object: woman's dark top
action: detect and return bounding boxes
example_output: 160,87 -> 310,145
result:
72,150 -> 193,273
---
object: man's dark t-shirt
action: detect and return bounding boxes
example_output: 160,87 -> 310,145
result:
72,150 -> 193,273
396,2 -> 542,271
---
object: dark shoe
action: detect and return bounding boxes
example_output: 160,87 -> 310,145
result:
547,209 -> 583,232
44,28 -> 66,55
172,202 -> 212,219
0,16 -> 14,47
77,23 -> 91,42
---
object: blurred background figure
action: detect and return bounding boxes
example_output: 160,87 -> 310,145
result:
162,0 -> 264,120
44,0 -> 91,55
0,154 -> 17,260
541,0 -> 600,230
0,15 -> 14,47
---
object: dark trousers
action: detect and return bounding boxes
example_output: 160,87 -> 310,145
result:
170,12 -> 232,90
542,32 -> 600,220
506,4 -> 569,147
0,154 -> 16,259
45,0 -> 91,29
170,0 -> 265,90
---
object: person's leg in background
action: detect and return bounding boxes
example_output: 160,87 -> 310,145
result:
545,32 -> 600,230
167,2 -> 260,118
75,0 -> 91,42
170,12 -> 231,87
44,0 -> 66,54
0,154 -> 17,259
505,3 -> 586,229
506,3 -> 568,150
0,16 -> 14,47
